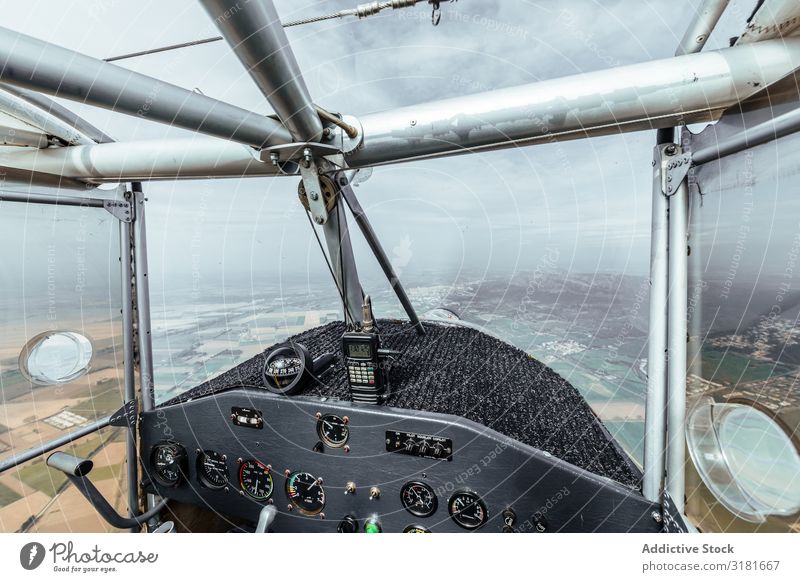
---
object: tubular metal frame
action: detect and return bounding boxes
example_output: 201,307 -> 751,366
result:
0,187 -> 144,531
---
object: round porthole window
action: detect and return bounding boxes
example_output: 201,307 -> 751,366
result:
686,398 -> 800,523
18,331 -> 93,385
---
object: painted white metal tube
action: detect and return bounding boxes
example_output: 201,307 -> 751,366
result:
0,26 -> 292,147
643,145 -> 671,503
199,0 -> 323,142
3,39 -> 800,183
0,138 -> 286,182
0,86 -> 95,145
346,38 -> 800,167
666,171 -> 689,513
675,0 -> 730,56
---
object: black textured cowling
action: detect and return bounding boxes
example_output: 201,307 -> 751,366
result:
165,320 -> 641,488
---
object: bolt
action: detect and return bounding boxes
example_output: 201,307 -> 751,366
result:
345,482 -> 356,495
284,469 -> 291,477
270,152 -> 279,166
343,445 -> 350,453
665,144 -> 677,156
315,412 -> 322,419
314,216 -> 324,225
323,127 -> 332,138
237,458 -> 243,464
652,511 -> 663,523
410,119 -> 417,127
369,486 -> 381,500
310,191 -> 319,201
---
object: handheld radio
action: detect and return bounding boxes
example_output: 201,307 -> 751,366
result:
342,296 -> 388,404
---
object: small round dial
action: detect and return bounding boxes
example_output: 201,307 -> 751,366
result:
197,450 -> 228,489
239,460 -> 273,501
448,490 -> 488,530
151,443 -> 186,487
400,481 -> 438,517
285,471 -> 325,515
403,525 -> 431,533
316,414 -> 349,448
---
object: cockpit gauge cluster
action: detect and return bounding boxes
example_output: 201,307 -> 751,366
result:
141,390 -> 662,533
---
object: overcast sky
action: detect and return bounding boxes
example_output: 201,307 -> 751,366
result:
0,0 -> 758,298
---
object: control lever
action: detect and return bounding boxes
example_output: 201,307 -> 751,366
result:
255,505 -> 277,533
47,452 -> 168,530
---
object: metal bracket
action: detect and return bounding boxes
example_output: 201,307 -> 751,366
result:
660,145 -> 692,196
298,152 -> 330,225
109,399 -> 138,429
103,198 -> 132,222
260,141 -> 341,165
323,114 -> 364,155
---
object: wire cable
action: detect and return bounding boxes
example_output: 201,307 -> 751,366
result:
304,209 -> 355,326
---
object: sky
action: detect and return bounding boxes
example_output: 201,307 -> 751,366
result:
0,0 -> 759,298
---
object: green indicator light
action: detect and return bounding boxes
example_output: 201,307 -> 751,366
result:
364,520 -> 381,533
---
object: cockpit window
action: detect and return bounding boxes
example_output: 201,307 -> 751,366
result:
18,331 -> 93,385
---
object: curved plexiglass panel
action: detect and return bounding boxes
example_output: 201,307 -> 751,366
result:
687,399 -> 800,523
18,331 -> 93,385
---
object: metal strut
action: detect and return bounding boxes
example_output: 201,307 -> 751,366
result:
337,172 -> 425,336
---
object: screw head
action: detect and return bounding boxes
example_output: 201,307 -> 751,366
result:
310,192 -> 319,201
652,511 -> 663,523
314,216 -> 324,224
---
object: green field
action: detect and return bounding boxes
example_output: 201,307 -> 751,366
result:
17,434 -> 110,497
701,350 -> 791,384
0,481 -> 21,507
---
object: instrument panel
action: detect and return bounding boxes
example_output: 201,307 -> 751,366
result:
141,389 -> 659,533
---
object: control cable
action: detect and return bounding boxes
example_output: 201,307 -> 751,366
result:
104,1 -> 457,62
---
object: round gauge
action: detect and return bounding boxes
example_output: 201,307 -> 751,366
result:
403,525 -> 431,533
400,481 -> 438,517
150,443 -> 186,487
448,490 -> 488,530
285,471 -> 326,515
197,450 -> 228,489
316,414 -> 349,448
239,459 -> 274,501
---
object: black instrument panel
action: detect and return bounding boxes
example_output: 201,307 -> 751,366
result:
140,389 -> 659,533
